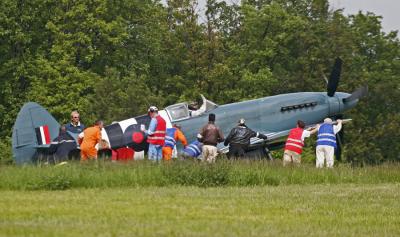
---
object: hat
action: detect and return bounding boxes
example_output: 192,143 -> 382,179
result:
209,113 -> 216,122
148,106 -> 158,113
238,118 -> 245,125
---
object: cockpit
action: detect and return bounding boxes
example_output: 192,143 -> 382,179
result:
165,95 -> 218,122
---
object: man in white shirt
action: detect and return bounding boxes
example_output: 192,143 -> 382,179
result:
315,118 -> 343,168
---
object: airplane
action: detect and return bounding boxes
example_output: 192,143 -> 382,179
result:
12,58 -> 367,164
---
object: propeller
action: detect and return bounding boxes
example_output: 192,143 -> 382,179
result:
343,85 -> 368,103
327,58 -> 343,97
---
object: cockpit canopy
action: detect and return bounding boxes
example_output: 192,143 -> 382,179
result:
165,96 -> 218,122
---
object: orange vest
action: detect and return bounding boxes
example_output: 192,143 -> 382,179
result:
147,115 -> 166,146
284,127 -> 304,154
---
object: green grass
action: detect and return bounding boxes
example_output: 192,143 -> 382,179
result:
0,185 -> 399,236
1,161 -> 399,236
0,160 -> 400,190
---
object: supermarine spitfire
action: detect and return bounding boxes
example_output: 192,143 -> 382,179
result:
12,58 -> 367,164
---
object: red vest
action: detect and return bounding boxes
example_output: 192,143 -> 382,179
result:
284,127 -> 304,154
147,115 -> 166,146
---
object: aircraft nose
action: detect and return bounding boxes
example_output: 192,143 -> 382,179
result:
336,92 -> 358,113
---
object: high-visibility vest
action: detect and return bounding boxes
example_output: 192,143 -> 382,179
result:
147,115 -> 166,146
284,127 -> 304,154
164,128 -> 177,148
183,141 -> 202,158
317,123 -> 337,148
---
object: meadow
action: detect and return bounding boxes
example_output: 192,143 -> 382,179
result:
0,161 -> 399,236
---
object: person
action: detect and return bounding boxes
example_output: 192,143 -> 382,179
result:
65,110 -> 85,134
224,118 -> 268,158
48,125 -> 77,163
315,118 -> 343,168
197,113 -> 224,163
162,124 -> 188,161
79,120 -> 104,162
182,140 -> 203,160
283,120 -> 317,166
189,94 -> 207,117
141,106 -> 166,161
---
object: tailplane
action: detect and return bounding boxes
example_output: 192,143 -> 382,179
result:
12,102 -> 60,164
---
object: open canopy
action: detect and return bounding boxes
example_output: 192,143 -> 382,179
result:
165,95 -> 218,122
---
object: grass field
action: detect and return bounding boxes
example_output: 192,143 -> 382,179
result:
0,185 -> 399,236
0,161 -> 399,236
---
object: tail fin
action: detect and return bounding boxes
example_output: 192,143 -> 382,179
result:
12,102 -> 60,164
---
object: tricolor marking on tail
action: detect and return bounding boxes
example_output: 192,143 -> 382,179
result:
35,125 -> 51,145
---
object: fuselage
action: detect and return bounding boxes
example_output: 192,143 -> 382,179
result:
172,92 -> 356,149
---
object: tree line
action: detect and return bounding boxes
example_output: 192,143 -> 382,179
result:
0,0 -> 399,164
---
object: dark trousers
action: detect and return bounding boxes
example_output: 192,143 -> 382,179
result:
227,144 -> 246,158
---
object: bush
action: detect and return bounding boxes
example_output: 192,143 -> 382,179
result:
27,174 -> 72,190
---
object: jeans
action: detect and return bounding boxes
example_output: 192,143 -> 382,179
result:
148,144 -> 163,161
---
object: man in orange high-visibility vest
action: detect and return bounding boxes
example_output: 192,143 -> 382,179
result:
162,124 -> 188,161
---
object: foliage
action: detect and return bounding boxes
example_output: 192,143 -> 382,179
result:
0,0 -> 399,163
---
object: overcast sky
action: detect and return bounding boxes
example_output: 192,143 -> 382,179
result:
329,0 -> 399,33
175,0 -> 400,34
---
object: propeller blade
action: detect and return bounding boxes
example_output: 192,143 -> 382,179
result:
343,85 -> 368,103
334,115 -> 344,162
335,131 -> 343,162
327,58 -> 343,97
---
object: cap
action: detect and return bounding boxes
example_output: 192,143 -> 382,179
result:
148,106 -> 158,113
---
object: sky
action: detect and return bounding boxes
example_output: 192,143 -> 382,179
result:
329,0 -> 399,33
165,0 -> 400,34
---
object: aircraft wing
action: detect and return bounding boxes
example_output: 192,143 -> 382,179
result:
218,123 -> 323,154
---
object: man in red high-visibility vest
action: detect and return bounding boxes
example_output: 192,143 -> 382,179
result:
283,120 -> 317,166
141,106 -> 166,161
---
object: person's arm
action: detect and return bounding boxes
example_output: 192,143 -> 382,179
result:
333,120 -> 342,134
197,126 -> 205,142
176,129 -> 188,147
257,132 -> 268,140
96,129 -> 102,145
306,126 -> 318,135
144,118 -> 157,135
224,128 -> 235,146
218,127 -> 225,143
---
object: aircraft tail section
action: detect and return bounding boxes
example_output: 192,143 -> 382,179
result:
12,102 -> 60,164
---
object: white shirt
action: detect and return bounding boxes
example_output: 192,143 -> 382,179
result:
301,130 -> 311,141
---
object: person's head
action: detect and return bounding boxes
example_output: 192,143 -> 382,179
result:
148,106 -> 158,117
324,118 -> 333,124
173,124 -> 181,130
71,111 -> 80,124
238,118 -> 246,125
188,102 -> 199,110
59,125 -> 67,133
209,113 -> 216,122
95,120 -> 104,129
297,120 -> 305,129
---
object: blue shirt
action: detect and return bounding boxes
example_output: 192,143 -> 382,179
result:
65,122 -> 85,134
146,118 -> 158,135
